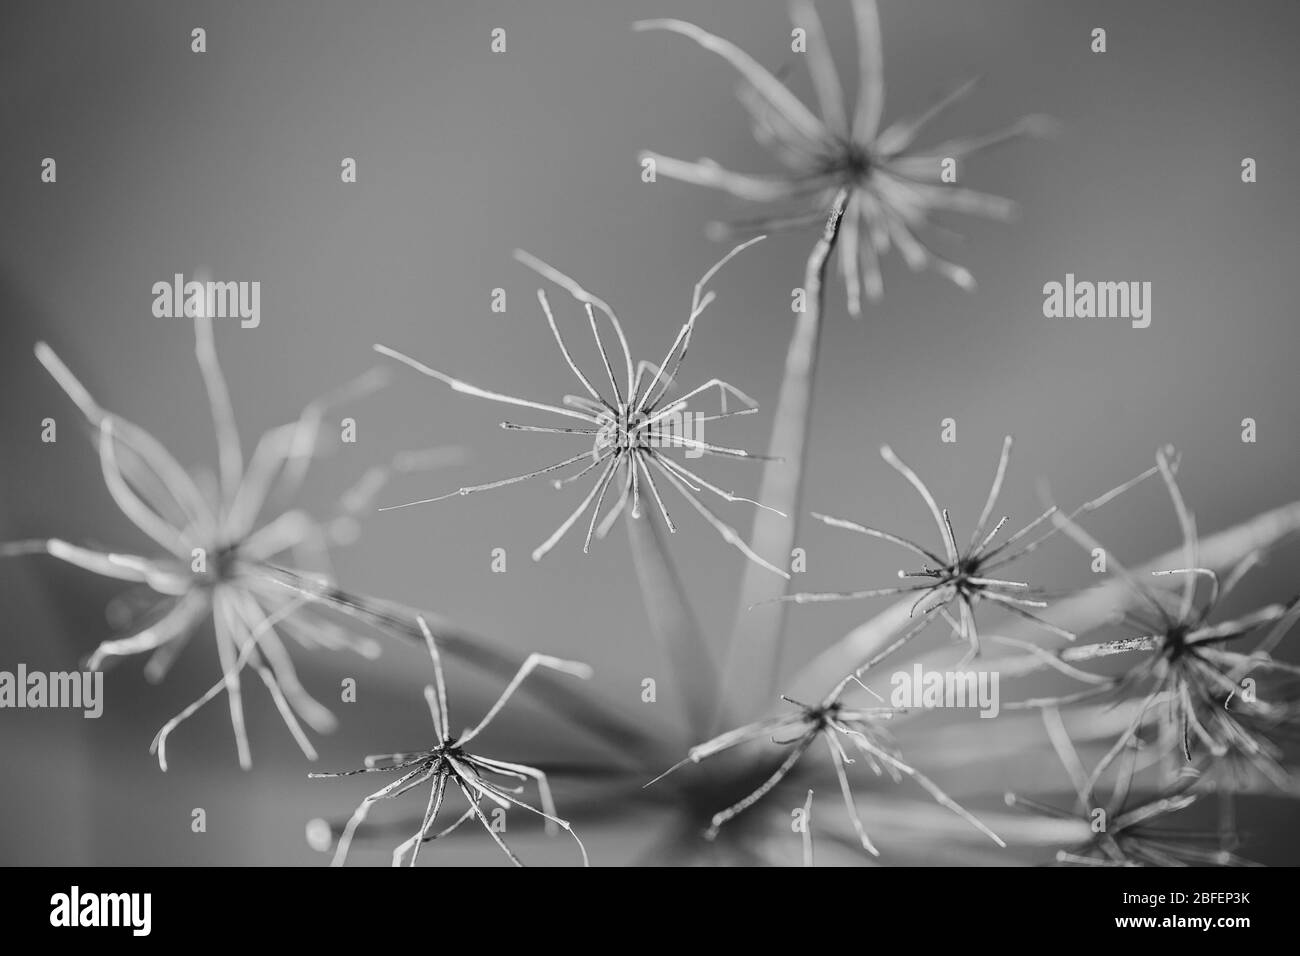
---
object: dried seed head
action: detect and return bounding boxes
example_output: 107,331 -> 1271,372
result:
10,326 -> 434,769
777,438 -> 1163,680
637,3 -> 1051,311
374,239 -> 791,577
311,617 -> 591,867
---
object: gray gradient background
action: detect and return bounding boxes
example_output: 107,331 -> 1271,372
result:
1,0 -> 1297,864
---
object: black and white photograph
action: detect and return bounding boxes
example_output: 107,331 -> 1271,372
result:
1,0 -> 1296,923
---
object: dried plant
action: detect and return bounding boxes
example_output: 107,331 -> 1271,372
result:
1002,447 -> 1300,795
773,437 -> 1163,665
637,0 -> 1049,310
371,238 -> 788,578
8,4 -> 1300,873
723,196 -> 849,717
1,321 -> 454,768
312,617 -> 591,867
254,563 -> 672,765
312,440 -> 1298,866
1004,708 -> 1254,866
648,675 -> 1003,856
636,2 -> 1050,718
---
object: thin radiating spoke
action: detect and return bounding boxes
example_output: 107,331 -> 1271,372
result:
374,344 -> 599,424
193,317 -> 244,506
512,250 -> 635,399
881,445 -> 956,562
378,451 -> 596,511
850,0 -> 885,141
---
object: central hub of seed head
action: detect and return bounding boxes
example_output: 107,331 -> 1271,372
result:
1163,625 -> 1190,658
843,145 -> 874,182
953,558 -> 984,592
195,540 -> 242,587
595,404 -> 651,454
809,701 -> 841,728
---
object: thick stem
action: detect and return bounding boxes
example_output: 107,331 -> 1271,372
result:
626,504 -> 718,740
717,189 -> 852,724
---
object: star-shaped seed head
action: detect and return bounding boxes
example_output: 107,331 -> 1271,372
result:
312,617 -> 592,867
637,1 -> 1053,313
373,238 -> 791,577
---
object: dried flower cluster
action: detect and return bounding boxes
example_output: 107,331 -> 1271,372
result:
6,0 -> 1296,868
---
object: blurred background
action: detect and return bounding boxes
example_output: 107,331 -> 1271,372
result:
1,0 -> 1297,865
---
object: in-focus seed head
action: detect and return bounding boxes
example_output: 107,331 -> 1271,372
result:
373,241 -> 790,578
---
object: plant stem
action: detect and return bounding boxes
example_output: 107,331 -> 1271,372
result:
626,504 -> 718,740
717,188 -> 852,724
260,563 -> 673,764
